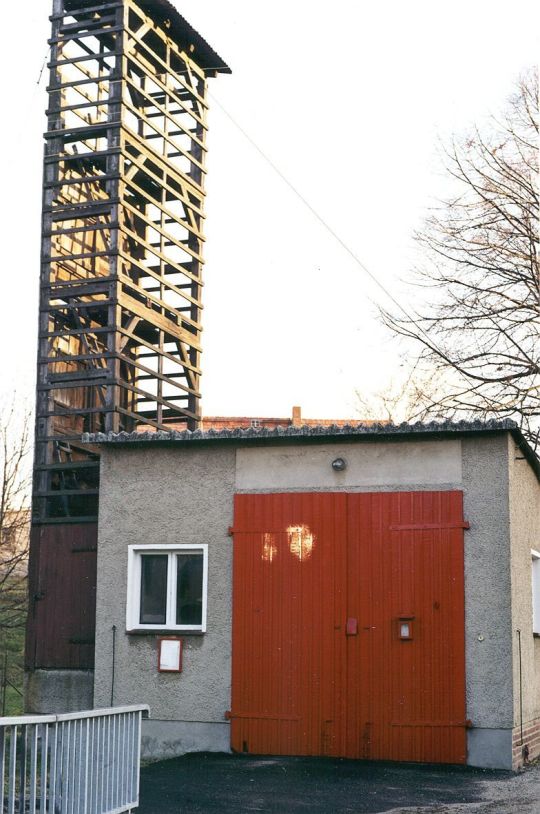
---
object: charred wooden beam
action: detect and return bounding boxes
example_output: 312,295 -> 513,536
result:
33,0 -> 228,524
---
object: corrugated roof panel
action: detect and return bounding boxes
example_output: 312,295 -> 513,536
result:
84,417 -> 519,443
136,0 -> 231,73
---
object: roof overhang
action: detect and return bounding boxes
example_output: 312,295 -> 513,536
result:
62,0 -> 231,75
83,419 -> 540,483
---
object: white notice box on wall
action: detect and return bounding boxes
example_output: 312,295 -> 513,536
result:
158,637 -> 183,672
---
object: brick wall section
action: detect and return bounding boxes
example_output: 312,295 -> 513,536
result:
200,406 -> 380,432
202,416 -> 376,430
160,406 -> 382,433
513,717 -> 540,768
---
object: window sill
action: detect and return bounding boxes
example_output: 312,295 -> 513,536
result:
126,628 -> 205,636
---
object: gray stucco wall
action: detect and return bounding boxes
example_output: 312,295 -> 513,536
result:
461,436 -> 513,768
93,432 -> 533,768
508,434 -> 540,754
236,439 -> 463,491
93,446 -> 236,756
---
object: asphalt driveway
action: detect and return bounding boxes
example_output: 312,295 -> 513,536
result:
138,753 -> 540,813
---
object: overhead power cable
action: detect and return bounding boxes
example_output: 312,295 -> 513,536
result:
36,49 -> 50,86
208,90 -> 444,354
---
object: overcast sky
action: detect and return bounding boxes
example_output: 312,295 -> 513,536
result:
0,0 -> 537,419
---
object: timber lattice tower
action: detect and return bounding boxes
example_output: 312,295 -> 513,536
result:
27,0 -> 229,678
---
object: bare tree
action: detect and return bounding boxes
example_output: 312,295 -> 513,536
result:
0,403 -> 31,635
354,365 -> 429,424
384,70 -> 539,448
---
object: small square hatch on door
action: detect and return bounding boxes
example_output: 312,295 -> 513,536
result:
346,617 -> 358,636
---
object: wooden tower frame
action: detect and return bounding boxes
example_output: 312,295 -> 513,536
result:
27,0 -> 229,672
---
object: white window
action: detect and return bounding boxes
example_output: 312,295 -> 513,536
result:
127,545 -> 208,633
532,550 -> 540,636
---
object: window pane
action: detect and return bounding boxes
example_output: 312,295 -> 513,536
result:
176,553 -> 203,625
140,555 -> 168,625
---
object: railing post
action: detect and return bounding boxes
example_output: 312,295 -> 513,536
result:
1,654 -> 7,716
28,724 -> 39,812
19,724 -> 28,813
39,722 -> 50,814
8,725 -> 17,814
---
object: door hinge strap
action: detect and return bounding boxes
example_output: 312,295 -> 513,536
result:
389,521 -> 470,531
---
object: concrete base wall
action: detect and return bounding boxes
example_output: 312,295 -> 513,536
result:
141,719 -> 231,761
25,670 -> 94,714
467,728 -> 512,770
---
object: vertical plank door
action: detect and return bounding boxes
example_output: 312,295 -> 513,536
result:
346,491 -> 467,763
231,491 -> 466,763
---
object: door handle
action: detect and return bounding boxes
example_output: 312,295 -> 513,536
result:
346,617 -> 358,636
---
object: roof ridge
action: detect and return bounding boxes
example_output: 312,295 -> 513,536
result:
83,417 -> 520,445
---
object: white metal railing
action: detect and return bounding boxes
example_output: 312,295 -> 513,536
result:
0,705 -> 149,814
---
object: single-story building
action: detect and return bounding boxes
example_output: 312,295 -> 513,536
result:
31,420 -> 540,770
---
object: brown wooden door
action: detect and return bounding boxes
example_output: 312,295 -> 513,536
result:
26,524 -> 97,669
230,491 -> 466,763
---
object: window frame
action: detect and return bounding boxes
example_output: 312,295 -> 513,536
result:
126,544 -> 208,634
532,549 -> 540,636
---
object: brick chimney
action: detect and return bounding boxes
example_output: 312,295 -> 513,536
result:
292,406 -> 302,427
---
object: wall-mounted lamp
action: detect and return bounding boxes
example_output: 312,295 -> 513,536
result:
332,457 -> 347,472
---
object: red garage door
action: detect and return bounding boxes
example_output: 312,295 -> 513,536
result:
230,491 -> 467,763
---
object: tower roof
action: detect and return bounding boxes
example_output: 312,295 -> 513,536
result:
136,0 -> 231,74
63,0 -> 231,75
